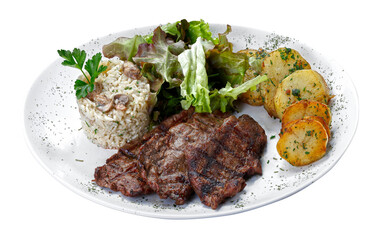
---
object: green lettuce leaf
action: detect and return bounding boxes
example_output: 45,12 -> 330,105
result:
133,27 -> 186,88
187,20 -> 218,44
178,37 -> 214,113
206,25 -> 249,87
160,21 -> 182,41
102,35 -> 147,61
249,56 -> 264,74
210,75 -> 268,112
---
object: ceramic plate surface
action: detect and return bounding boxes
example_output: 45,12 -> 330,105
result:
24,24 -> 358,219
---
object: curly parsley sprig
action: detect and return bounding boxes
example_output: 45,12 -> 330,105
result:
57,48 -> 107,99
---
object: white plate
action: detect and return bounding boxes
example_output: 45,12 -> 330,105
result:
24,24 -> 358,219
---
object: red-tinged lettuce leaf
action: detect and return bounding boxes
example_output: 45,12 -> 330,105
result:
206,25 -> 249,87
145,21 -> 184,43
102,35 -> 147,61
139,63 -> 165,115
133,27 -> 186,88
140,63 -> 164,93
144,19 -> 218,46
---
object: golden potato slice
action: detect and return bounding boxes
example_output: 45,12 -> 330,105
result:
306,116 -> 330,139
277,118 -> 328,166
238,49 -> 267,106
281,100 -> 332,128
259,48 -> 311,117
281,116 -> 330,139
274,70 -> 331,119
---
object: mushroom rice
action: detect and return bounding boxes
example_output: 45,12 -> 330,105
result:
77,57 -> 151,149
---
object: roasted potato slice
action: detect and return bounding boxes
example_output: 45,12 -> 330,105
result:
277,118 -> 328,166
259,48 -> 311,117
281,116 -> 330,139
274,70 -> 331,119
238,49 -> 267,106
281,100 -> 332,128
306,116 -> 330,138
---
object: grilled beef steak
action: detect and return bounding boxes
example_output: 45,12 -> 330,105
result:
94,150 -> 151,197
185,115 -> 267,209
94,109 -> 266,209
94,108 -> 195,199
138,111 -> 230,204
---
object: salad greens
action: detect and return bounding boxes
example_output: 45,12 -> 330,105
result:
102,36 -> 146,61
133,27 -> 186,88
143,19 -> 218,45
206,25 -> 249,87
178,37 -> 214,113
59,19 -> 269,121
210,75 -> 268,112
101,19 -> 268,120
186,20 -> 219,45
248,56 -> 264,74
57,49 -> 107,99
178,37 -> 268,113
144,21 -> 182,43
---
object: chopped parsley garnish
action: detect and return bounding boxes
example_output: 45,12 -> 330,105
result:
279,48 -> 292,60
292,88 -> 301,99
269,78 -> 276,87
280,53 -> 288,60
302,143 -> 307,150
288,61 -> 304,74
292,88 -> 300,96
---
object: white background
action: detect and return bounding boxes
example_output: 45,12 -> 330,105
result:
2,0 -> 369,239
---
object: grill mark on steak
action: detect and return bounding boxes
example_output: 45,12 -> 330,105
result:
94,109 -> 266,209
94,108 -> 195,198
138,131 -> 193,205
187,149 -> 246,209
137,111 -> 229,205
94,152 -> 151,197
219,115 -> 267,157
204,138 -> 261,176
186,148 -> 247,209
186,114 -> 266,209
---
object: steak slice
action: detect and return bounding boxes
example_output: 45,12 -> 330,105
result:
186,114 -> 267,209
94,150 -> 151,197
94,108 -> 195,198
138,111 -> 230,205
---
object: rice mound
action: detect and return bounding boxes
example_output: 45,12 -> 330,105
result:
77,58 -> 151,149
